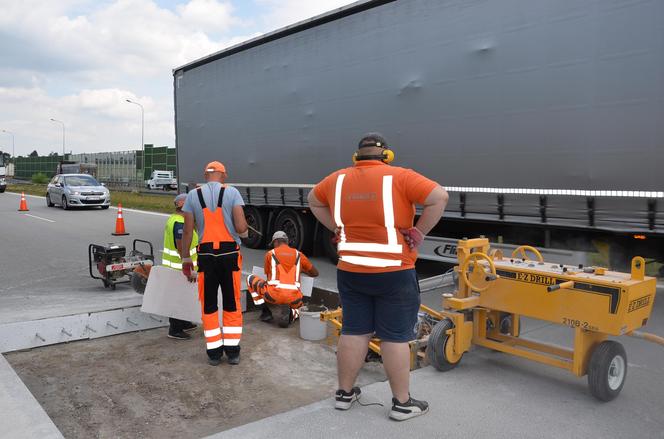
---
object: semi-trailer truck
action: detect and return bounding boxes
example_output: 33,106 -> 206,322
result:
173,0 -> 664,272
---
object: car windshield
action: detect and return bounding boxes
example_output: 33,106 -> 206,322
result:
64,175 -> 99,186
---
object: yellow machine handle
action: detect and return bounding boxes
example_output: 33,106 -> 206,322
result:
460,252 -> 498,292
511,245 -> 544,263
547,280 -> 574,293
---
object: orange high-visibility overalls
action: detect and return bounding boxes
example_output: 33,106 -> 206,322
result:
248,247 -> 304,310
195,186 -> 243,360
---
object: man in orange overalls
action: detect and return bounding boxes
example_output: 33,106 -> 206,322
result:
181,161 -> 249,366
247,231 -> 319,327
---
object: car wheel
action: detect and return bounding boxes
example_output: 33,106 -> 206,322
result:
46,193 -> 54,207
62,196 -> 69,210
101,205 -> 110,210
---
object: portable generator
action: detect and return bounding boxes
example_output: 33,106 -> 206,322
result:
88,239 -> 154,292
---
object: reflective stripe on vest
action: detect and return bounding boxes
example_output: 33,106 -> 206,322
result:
334,173 -> 403,268
162,213 -> 198,271
268,249 -> 301,290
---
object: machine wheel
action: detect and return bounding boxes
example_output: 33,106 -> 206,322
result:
62,195 -> 69,210
427,318 -> 462,371
46,193 -> 54,207
242,206 -> 266,249
499,313 -> 520,335
131,273 -> 147,294
273,208 -> 313,253
588,340 -> 627,401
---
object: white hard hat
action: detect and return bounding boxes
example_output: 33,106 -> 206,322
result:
271,231 -> 288,243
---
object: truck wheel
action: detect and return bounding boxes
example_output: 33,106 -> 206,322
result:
427,318 -> 462,371
588,340 -> 627,401
321,228 -> 339,264
46,193 -> 54,207
273,208 -> 313,253
242,206 -> 266,248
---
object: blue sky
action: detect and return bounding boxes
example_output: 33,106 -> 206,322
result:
0,0 -> 354,156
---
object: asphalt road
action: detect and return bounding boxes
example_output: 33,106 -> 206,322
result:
0,191 -> 338,323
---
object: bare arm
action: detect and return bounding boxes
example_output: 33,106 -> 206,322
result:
182,212 -> 195,258
307,190 -> 336,231
415,186 -> 449,235
305,265 -> 319,278
232,205 -> 248,237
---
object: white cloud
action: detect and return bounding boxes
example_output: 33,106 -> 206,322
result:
0,0 -> 356,156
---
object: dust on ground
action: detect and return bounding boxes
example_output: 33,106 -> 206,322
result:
6,312 -> 386,439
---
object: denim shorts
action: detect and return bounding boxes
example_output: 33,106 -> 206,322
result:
337,269 -> 421,342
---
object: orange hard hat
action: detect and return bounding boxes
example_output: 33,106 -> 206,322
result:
204,161 -> 226,174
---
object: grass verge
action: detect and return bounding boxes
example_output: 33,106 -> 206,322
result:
7,183 -> 173,213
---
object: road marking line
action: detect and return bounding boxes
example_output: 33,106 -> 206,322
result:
23,213 -> 56,223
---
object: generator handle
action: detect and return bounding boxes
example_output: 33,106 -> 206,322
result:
88,244 -> 104,281
133,239 -> 154,259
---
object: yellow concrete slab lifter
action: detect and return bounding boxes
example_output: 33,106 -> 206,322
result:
427,237 -> 662,401
321,237 -> 663,401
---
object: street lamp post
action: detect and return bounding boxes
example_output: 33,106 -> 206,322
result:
125,99 -> 145,185
1,129 -> 14,158
50,118 -> 66,157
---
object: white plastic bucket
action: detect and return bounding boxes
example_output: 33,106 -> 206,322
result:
299,305 -> 328,341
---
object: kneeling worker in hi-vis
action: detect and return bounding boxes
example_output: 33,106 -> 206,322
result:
308,133 -> 448,421
247,231 -> 319,327
181,161 -> 249,366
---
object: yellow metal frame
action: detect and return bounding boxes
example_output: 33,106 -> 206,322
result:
441,238 -> 657,377
319,237 -> 657,378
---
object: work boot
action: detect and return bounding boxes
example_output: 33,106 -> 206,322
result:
182,322 -> 197,332
207,357 -> 222,366
259,305 -> 273,322
277,305 -> 291,328
227,352 -> 240,365
335,387 -> 361,410
389,396 -> 429,421
167,330 -> 191,340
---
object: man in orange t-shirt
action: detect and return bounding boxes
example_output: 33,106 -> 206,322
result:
308,133 -> 448,421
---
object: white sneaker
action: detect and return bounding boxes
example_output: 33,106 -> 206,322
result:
335,387 -> 361,410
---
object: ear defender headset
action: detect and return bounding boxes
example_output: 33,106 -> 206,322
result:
352,133 -> 395,164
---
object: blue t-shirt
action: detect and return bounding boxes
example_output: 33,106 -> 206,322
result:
182,182 -> 245,244
173,222 -> 184,242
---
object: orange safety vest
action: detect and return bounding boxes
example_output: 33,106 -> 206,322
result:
333,172 -> 403,268
268,249 -> 301,290
196,186 -> 236,251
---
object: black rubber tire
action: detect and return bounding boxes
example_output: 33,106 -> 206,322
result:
242,206 -> 266,249
588,340 -> 627,401
272,208 -> 313,253
62,196 -> 69,210
499,313 -> 519,335
0,188 -> 5,193
321,228 -> 339,264
427,318 -> 462,371
131,273 -> 147,294
46,193 -> 54,207
101,205 -> 110,210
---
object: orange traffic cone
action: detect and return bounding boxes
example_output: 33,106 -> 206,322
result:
18,192 -> 29,212
112,203 -> 129,236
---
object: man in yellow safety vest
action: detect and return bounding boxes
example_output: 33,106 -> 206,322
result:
162,193 -> 199,339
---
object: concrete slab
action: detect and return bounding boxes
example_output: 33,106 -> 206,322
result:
0,355 -> 63,439
210,288 -> 664,439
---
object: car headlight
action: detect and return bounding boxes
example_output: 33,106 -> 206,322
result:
71,191 -> 80,196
